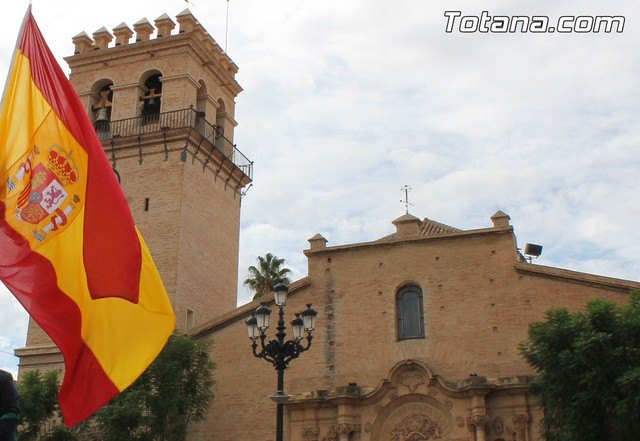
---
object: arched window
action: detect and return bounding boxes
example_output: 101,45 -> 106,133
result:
215,98 -> 232,156
139,72 -> 162,124
90,79 -> 113,137
396,285 -> 425,340
215,98 -> 226,137
196,80 -> 207,116
195,80 -> 208,134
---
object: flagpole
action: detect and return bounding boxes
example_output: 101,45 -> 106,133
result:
225,0 -> 230,52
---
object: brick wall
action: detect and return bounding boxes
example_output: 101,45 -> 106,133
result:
190,223 -> 637,441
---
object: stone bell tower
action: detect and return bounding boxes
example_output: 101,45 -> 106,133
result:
16,9 -> 252,373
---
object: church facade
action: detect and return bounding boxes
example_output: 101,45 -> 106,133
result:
14,10 -> 639,441
189,211 -> 637,441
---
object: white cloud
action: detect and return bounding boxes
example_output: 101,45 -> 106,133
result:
1,0 -> 639,374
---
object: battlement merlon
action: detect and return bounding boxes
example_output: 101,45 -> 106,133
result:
65,9 -> 241,96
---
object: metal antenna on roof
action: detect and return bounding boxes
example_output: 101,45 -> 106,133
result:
400,185 -> 413,214
224,0 -> 230,52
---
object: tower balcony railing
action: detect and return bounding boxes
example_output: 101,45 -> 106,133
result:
94,107 -> 253,180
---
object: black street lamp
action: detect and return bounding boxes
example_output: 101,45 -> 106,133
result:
246,284 -> 318,441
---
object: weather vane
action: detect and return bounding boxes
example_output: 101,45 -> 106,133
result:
400,185 -> 413,214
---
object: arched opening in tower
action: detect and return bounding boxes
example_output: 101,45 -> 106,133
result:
140,73 -> 162,125
91,80 -> 113,137
196,80 -> 208,136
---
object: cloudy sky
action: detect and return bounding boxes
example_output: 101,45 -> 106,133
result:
1,0 -> 639,377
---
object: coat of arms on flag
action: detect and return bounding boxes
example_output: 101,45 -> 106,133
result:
8,145 -> 80,242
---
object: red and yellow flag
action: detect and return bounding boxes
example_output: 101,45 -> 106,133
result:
0,9 -> 175,426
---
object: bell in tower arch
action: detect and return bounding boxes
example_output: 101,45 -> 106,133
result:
95,106 -> 109,123
92,83 -> 113,134
140,73 -> 163,124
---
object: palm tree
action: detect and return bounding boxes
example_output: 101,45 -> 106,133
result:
244,253 -> 293,301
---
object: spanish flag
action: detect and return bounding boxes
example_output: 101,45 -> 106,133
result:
0,9 -> 175,426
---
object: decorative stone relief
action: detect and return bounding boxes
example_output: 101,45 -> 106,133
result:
469,415 -> 489,430
399,370 -> 425,393
466,417 -> 474,433
388,386 -> 399,400
455,417 -> 465,427
337,423 -> 360,436
303,426 -> 320,441
364,422 -> 372,433
323,426 -> 339,441
427,389 -> 438,397
444,400 -> 453,409
373,395 -> 452,441
390,413 -> 444,441
512,414 -> 530,441
491,416 -> 504,435
512,414 -> 530,430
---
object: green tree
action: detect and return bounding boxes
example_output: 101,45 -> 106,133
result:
92,333 -> 214,441
17,370 -> 76,441
17,334 -> 213,441
519,291 -> 640,441
244,253 -> 292,300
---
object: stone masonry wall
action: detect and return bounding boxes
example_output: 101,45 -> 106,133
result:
175,154 -> 242,331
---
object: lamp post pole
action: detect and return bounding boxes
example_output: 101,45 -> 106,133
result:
276,368 -> 284,441
246,284 -> 317,441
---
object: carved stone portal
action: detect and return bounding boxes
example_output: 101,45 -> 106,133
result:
390,414 -> 444,441
373,400 -> 451,441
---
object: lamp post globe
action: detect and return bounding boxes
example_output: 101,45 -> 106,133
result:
291,314 -> 304,340
255,303 -> 271,330
274,283 -> 288,306
301,303 -> 318,331
246,315 -> 259,339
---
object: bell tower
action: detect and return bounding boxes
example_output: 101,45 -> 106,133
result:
16,9 -> 252,373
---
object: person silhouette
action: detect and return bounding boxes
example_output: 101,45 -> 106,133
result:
0,369 -> 19,441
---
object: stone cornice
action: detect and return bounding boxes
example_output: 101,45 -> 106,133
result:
160,73 -> 200,89
219,111 -> 238,127
304,226 -> 514,257
76,91 -> 94,100
65,33 -> 242,95
515,262 -> 640,293
289,359 -> 533,406
110,82 -> 146,92
14,344 -> 60,357
102,127 -> 251,189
